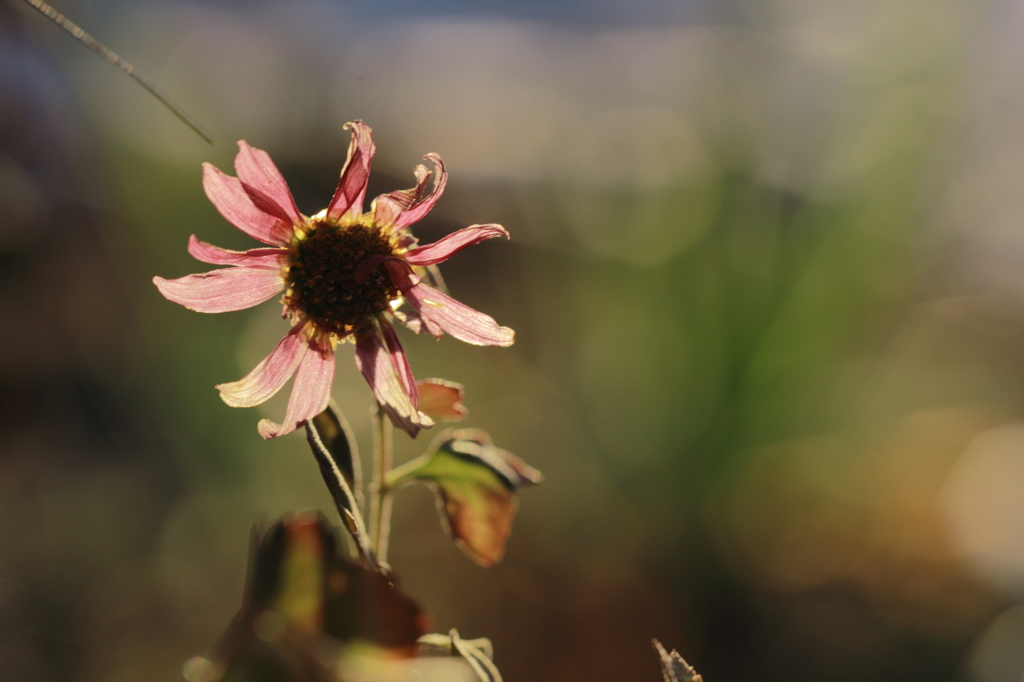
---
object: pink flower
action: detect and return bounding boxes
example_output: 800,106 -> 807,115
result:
154,121 -> 513,439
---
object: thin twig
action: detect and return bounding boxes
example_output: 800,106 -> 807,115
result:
21,0 -> 213,144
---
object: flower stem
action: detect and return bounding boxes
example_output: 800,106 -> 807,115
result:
369,403 -> 395,564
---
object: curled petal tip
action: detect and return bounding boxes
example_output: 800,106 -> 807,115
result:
496,327 -> 515,346
215,384 -> 243,408
401,282 -> 515,346
152,275 -> 179,302
389,410 -> 435,439
468,325 -> 514,347
257,418 -> 283,439
256,417 -> 306,439
213,326 -> 308,408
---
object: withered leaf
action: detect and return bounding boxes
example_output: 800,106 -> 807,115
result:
416,378 -> 468,422
385,429 -> 542,567
653,639 -> 703,682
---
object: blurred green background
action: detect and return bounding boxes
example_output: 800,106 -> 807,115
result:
4,0 -> 1024,680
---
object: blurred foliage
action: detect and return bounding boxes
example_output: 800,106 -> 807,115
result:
205,512 -> 426,682
5,0 -> 1024,681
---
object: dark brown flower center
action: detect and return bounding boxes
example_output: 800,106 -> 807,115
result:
286,219 -> 398,336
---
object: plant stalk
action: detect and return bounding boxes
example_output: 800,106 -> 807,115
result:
369,404 -> 395,564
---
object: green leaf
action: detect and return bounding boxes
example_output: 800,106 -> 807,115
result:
653,639 -> 703,682
386,429 -> 542,567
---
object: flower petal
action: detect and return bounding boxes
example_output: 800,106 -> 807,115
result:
258,335 -> 335,439
187,235 -> 287,269
403,224 -> 509,267
153,267 -> 284,313
327,121 -> 375,222
374,153 -> 448,231
354,328 -> 433,438
383,259 -> 420,291
391,308 -> 442,337
404,283 -> 515,347
216,324 -> 309,408
417,379 -> 468,421
202,163 -> 292,246
234,141 -> 301,223
380,318 -> 419,408
392,153 -> 447,229
383,262 -> 442,336
372,162 -> 430,228
381,260 -> 512,346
